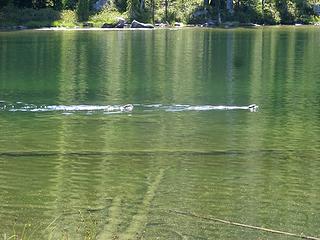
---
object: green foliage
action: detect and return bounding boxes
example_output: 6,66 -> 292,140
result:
154,0 -> 204,24
126,0 -> 152,22
62,0 -> 78,10
0,0 -> 10,8
89,7 -> 125,26
52,9 -> 78,26
23,20 -> 51,27
263,2 -> 282,24
233,1 -> 263,23
0,5 -> 60,25
0,0 -> 319,26
114,0 -> 127,12
173,0 -> 204,23
275,0 -> 297,23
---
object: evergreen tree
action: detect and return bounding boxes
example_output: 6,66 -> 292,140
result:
77,0 -> 89,20
14,0 -> 33,8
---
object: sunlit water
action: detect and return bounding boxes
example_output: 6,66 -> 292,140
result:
0,27 -> 320,239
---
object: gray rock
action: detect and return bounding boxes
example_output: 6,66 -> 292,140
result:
174,22 -> 184,27
239,22 -> 261,27
202,19 -> 217,27
101,23 -> 115,28
83,22 -> 94,28
17,26 -> 28,30
155,23 -> 169,27
130,20 -> 154,29
223,21 -> 239,28
115,17 -> 126,28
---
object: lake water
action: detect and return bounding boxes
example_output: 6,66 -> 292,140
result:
0,27 -> 320,239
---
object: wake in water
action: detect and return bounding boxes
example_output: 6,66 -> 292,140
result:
0,101 -> 258,113
0,101 -> 134,113
139,104 -> 259,112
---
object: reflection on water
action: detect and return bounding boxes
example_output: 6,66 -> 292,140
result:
0,27 -> 320,239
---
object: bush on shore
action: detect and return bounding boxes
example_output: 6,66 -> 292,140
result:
0,5 -> 124,28
88,7 -> 126,27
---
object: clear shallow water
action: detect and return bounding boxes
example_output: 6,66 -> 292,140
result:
0,27 -> 320,239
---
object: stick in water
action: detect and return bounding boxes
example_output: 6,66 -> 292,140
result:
169,210 -> 320,240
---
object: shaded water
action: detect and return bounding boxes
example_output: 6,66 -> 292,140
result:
0,27 -> 320,239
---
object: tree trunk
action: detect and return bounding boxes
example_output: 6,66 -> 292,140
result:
140,0 -> 144,10
165,0 -> 168,23
216,0 -> 221,24
262,0 -> 265,23
226,0 -> 233,14
152,0 -> 155,23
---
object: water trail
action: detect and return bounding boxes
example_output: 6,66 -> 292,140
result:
137,103 -> 258,112
0,101 -> 258,113
0,101 -> 133,113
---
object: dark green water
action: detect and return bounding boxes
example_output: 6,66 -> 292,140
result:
0,27 -> 320,239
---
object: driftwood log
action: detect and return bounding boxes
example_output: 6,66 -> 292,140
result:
170,209 -> 320,240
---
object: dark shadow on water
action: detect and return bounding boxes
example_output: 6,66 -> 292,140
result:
0,149 -> 314,158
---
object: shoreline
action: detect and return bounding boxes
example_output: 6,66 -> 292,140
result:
1,23 -> 320,32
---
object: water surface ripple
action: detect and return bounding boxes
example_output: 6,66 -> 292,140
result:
0,28 -> 319,239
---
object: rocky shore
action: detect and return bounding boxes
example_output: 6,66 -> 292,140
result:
1,19 -> 320,31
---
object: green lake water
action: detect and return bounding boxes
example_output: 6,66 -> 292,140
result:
0,27 -> 320,239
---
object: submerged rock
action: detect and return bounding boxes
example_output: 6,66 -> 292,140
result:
130,20 -> 154,29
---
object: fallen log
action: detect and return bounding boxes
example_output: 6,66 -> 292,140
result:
169,209 -> 320,240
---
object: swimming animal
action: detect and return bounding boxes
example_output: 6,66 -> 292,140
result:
120,104 -> 134,112
248,104 -> 258,112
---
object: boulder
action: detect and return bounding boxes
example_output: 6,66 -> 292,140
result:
239,22 -> 261,27
223,21 -> 239,28
202,19 -> 217,27
115,17 -> 126,28
155,23 -> 169,28
174,22 -> 184,27
130,20 -> 154,29
101,23 -> 115,28
16,26 -> 28,30
83,22 -> 94,28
